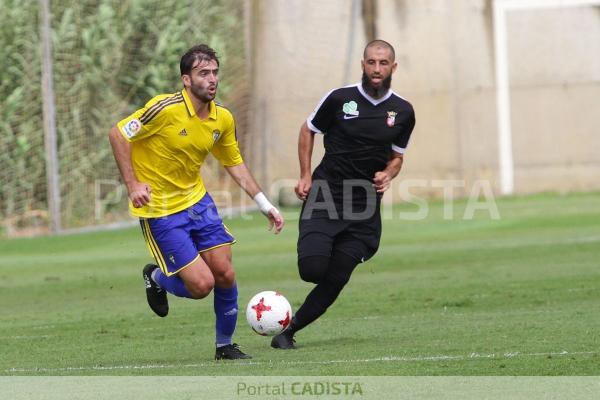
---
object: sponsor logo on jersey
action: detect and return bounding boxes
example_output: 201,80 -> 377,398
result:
179,128 -> 188,136
124,119 -> 141,138
386,111 -> 397,127
342,101 -> 359,118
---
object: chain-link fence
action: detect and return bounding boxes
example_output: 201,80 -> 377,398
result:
0,0 -> 251,236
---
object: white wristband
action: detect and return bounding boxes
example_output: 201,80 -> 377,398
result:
254,192 -> 276,215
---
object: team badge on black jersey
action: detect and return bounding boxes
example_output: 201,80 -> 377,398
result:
342,101 -> 359,118
386,111 -> 397,127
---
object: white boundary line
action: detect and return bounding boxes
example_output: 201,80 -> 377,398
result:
5,350 -> 596,373
493,0 -> 600,195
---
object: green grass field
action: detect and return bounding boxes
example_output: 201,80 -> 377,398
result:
1,192 -> 599,376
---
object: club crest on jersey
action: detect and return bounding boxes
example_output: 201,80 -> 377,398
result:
386,111 -> 397,127
212,129 -> 221,141
342,101 -> 359,118
124,119 -> 141,138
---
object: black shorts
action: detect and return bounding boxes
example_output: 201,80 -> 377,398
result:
297,211 -> 382,263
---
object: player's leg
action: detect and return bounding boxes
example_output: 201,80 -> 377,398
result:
278,214 -> 382,339
272,249 -> 360,349
199,245 -> 249,360
139,211 -> 215,317
176,257 -> 216,299
271,218 -> 339,349
298,214 -> 383,322
189,193 -> 250,360
293,250 -> 359,327
296,217 -> 339,283
298,255 -> 329,283
201,245 -> 239,347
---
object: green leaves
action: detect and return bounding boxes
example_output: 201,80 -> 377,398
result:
0,0 -> 246,232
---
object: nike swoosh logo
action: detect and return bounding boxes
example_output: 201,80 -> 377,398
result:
343,114 -> 359,120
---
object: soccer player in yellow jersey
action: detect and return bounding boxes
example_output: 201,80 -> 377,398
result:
109,44 -> 284,360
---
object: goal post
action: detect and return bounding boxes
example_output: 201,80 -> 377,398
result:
492,0 -> 600,195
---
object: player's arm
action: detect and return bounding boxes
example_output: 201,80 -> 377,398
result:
108,126 -> 151,208
224,163 -> 284,234
295,121 -> 315,200
297,89 -> 337,199
373,152 -> 404,194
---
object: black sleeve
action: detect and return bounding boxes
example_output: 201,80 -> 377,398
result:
307,90 -> 337,134
393,106 -> 416,153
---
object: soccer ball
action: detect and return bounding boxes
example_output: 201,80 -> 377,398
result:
246,291 -> 292,336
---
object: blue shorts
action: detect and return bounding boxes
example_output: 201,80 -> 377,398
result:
139,194 -> 235,276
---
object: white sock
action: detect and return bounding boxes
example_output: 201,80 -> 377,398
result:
150,268 -> 161,288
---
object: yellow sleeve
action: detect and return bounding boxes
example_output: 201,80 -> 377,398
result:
212,110 -> 244,167
116,95 -> 170,142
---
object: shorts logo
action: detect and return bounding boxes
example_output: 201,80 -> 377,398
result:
169,254 -> 175,264
342,101 -> 359,118
212,129 -> 221,141
386,111 -> 397,127
124,119 -> 141,138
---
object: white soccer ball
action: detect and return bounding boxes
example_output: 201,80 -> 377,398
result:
246,291 -> 292,336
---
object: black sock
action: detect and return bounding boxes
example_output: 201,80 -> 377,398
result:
290,251 -> 359,334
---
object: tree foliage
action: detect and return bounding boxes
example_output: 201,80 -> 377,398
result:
0,0 -> 246,234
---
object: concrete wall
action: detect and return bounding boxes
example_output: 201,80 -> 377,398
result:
247,0 -> 600,200
246,0 -> 365,197
508,5 -> 600,192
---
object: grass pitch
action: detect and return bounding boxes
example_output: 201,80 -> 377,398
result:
0,192 -> 599,376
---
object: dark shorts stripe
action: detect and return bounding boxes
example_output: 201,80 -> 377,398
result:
140,219 -> 167,272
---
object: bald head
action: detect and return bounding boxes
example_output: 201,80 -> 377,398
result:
363,40 -> 395,62
360,39 -> 397,99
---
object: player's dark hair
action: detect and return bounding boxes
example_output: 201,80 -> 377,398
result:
180,44 -> 220,75
363,39 -> 395,61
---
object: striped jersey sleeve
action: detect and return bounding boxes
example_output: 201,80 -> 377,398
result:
117,92 -> 184,142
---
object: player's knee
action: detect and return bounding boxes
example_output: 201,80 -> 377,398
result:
299,268 -> 324,284
213,268 -> 235,287
298,256 -> 328,284
325,251 -> 358,288
186,280 -> 214,299
325,270 -> 351,289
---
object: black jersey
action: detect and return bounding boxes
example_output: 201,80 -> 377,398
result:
306,83 -> 415,212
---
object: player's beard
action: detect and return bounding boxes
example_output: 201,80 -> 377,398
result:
190,81 -> 217,103
361,71 -> 392,99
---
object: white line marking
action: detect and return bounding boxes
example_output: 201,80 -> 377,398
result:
3,335 -> 51,340
5,350 -> 596,373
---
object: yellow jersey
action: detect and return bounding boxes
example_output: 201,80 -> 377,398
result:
117,89 -> 243,218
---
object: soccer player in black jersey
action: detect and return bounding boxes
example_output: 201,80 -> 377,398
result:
271,40 -> 415,349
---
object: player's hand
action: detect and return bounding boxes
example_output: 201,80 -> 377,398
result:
373,171 -> 392,193
295,176 -> 312,200
266,208 -> 284,234
128,181 -> 151,208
